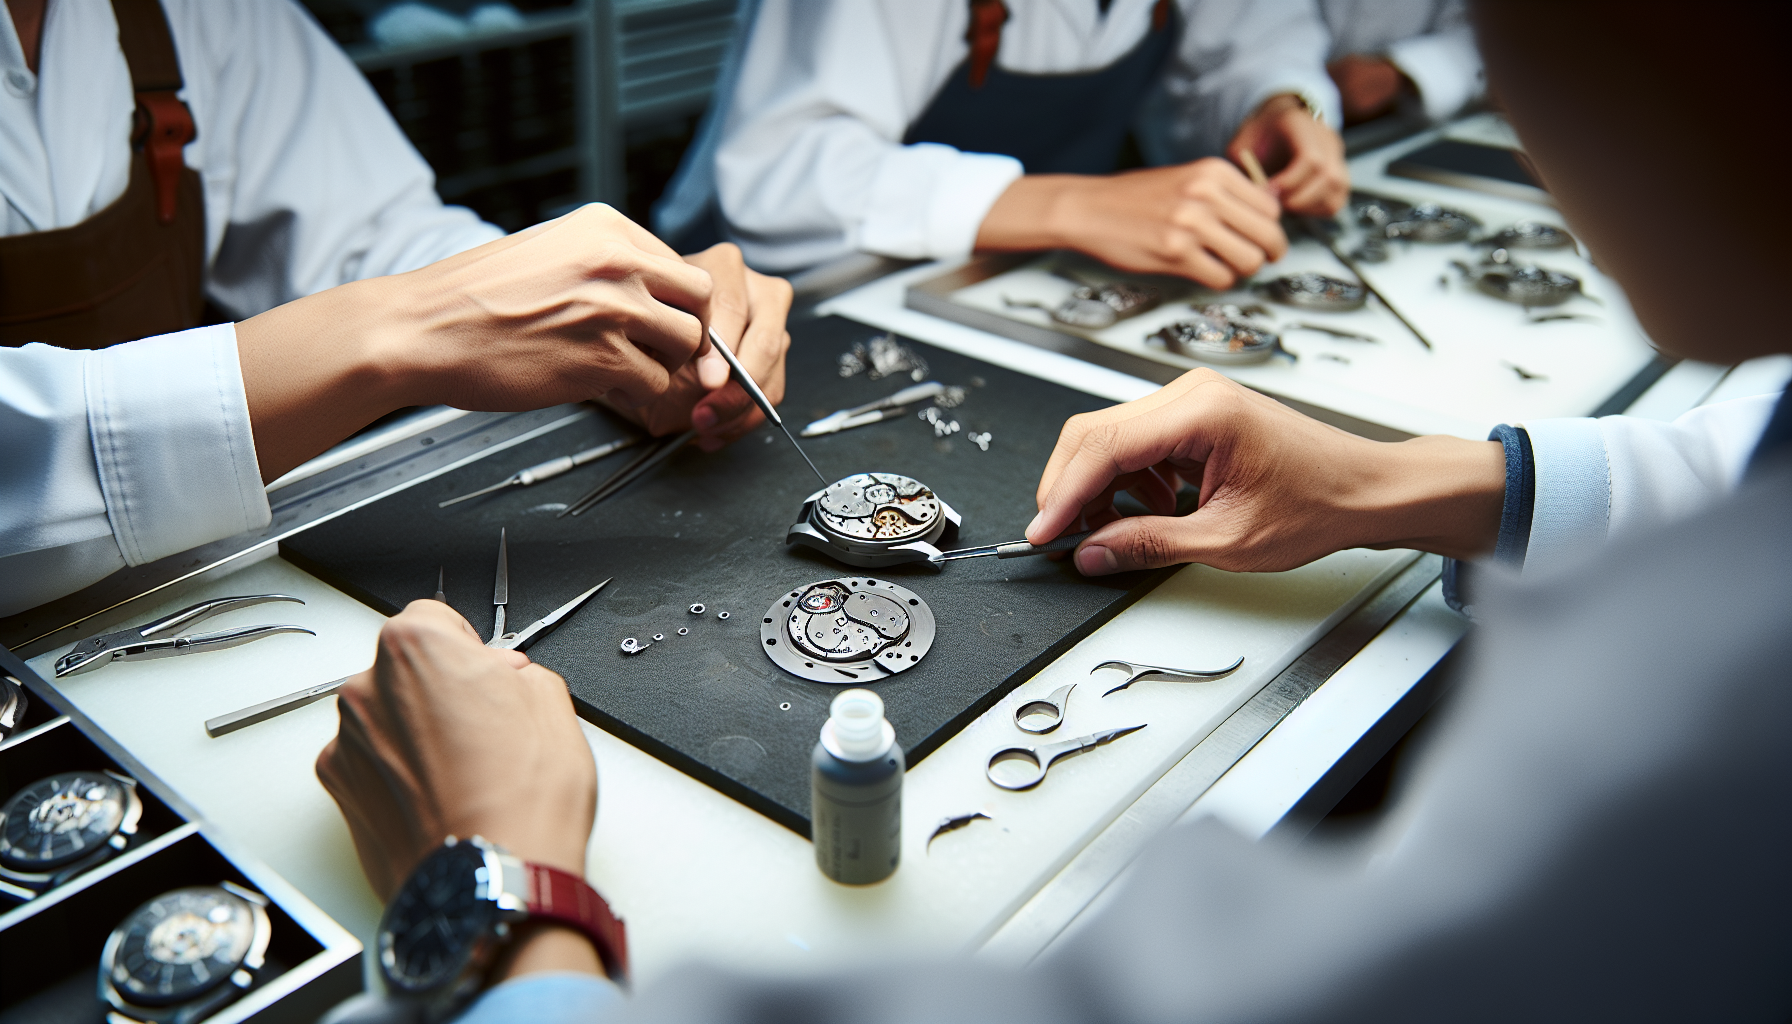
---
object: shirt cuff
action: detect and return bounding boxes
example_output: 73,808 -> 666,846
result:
1520,417 -> 1611,572
456,971 -> 625,1024
1442,423 -> 1534,616
1385,31 -> 1484,123
854,143 -> 1023,262
85,324 -> 270,566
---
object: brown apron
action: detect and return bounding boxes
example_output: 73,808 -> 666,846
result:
0,0 -> 204,350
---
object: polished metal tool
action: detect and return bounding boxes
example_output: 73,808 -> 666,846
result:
707,327 -> 827,485
1014,682 -> 1076,734
929,530 -> 1093,565
55,596 -> 312,678
1092,656 -> 1244,696
985,724 -> 1147,791
491,528 -> 509,642
1302,216 -> 1434,351
204,579 -> 611,737
801,381 -> 946,437
434,567 -> 446,604
438,436 -> 640,507
561,430 -> 696,517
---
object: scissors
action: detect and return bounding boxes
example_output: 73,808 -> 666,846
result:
55,595 -> 312,678
1014,683 -> 1077,734
985,724 -> 1146,791
1091,656 -> 1244,697
204,558 -> 610,737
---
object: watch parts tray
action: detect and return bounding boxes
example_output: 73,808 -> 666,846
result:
280,316 -> 1172,834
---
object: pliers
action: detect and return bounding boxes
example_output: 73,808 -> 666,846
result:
54,595 -> 313,678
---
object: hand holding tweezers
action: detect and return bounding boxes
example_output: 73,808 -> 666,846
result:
1092,656 -> 1244,697
55,595 -> 311,678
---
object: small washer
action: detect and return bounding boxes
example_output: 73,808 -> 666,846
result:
620,638 -> 648,655
652,633 -> 665,642
677,627 -> 689,636
717,611 -> 730,620
779,702 -> 792,711
688,603 -> 705,615
761,577 -> 936,684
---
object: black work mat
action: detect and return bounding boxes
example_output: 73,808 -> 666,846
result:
281,316 -> 1167,833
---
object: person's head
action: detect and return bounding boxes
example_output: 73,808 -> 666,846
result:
1473,2 -> 1790,365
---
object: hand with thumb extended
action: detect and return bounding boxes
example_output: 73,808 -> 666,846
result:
1026,369 -> 1508,576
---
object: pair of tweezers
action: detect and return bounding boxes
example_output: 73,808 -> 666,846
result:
558,430 -> 696,518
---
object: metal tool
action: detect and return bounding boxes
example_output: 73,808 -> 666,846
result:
438,436 -> 640,507
930,530 -> 1092,565
560,431 -> 696,517
55,596 -> 312,678
801,381 -> 946,437
491,528 -> 509,642
205,579 -> 610,737
1301,216 -> 1435,351
1092,656 -> 1244,697
926,811 -> 992,851
708,327 -> 827,485
985,724 -> 1147,791
434,567 -> 446,604
1015,683 -> 1076,734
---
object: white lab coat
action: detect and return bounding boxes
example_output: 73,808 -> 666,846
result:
0,0 -> 500,615
1317,0 -> 1482,123
712,0 -> 1341,272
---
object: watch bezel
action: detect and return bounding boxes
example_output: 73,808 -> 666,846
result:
98,881 -> 272,1023
378,835 -> 528,1010
0,769 -> 143,889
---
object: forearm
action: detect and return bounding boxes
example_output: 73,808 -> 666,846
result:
235,276 -> 416,482
1348,436 -> 1507,559
974,175 -> 1082,252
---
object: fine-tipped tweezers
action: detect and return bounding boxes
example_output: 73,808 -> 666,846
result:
55,596 -> 312,678
438,436 -> 641,508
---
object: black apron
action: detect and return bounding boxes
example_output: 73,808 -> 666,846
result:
903,0 -> 1177,174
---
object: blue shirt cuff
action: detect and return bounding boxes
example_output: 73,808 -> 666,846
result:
1443,424 -> 1535,614
456,971 -> 624,1024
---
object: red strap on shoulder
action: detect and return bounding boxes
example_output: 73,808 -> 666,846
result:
966,0 -> 1008,89
132,91 -> 194,224
524,863 -> 630,984
1152,0 -> 1172,32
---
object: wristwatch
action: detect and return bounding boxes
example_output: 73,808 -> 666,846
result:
378,835 -> 628,1020
0,674 -> 28,741
99,882 -> 272,1024
0,769 -> 143,898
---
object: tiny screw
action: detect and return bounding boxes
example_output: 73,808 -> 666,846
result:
688,603 -> 706,615
717,611 -> 730,620
677,627 -> 689,636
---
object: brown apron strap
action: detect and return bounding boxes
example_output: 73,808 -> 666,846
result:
966,0 -> 1008,90
110,0 -> 195,224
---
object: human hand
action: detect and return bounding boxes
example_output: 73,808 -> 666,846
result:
977,160 -> 1287,289
617,243 -> 795,452
237,203 -> 716,479
315,600 -> 596,902
1227,94 -> 1348,217
1328,54 -> 1406,125
1025,369 -> 1506,575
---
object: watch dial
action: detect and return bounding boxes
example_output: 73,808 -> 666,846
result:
106,887 -> 256,1006
380,841 -> 497,993
0,771 -> 127,871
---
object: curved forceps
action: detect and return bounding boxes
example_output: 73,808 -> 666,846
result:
55,595 -> 310,678
1092,655 -> 1244,697
986,724 -> 1147,791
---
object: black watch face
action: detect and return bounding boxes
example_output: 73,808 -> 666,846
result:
105,887 -> 257,1006
380,840 -> 498,993
0,771 -> 128,871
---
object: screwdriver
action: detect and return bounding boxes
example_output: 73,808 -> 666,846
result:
929,531 -> 1093,564
438,436 -> 641,508
706,327 -> 829,485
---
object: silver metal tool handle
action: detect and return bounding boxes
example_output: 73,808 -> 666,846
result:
847,381 -> 944,418
516,454 -> 576,485
570,436 -> 638,467
138,595 -> 305,639
206,676 -> 348,737
707,327 -> 781,426
995,531 -> 1092,558
116,624 -> 315,664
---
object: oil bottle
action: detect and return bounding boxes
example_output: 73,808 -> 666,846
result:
811,689 -> 903,884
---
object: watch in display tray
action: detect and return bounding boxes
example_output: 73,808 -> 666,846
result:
0,769 -> 142,896
100,882 -> 272,1024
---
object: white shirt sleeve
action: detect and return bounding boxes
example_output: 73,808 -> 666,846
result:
166,0 -> 503,317
1518,394 -> 1777,572
714,0 -> 1022,271
0,327 -> 268,616
1385,25 -> 1483,123
1140,0 -> 1338,165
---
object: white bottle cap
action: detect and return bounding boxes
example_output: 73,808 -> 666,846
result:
821,688 -> 894,762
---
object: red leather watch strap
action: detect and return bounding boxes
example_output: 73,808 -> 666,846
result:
523,864 -> 629,984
